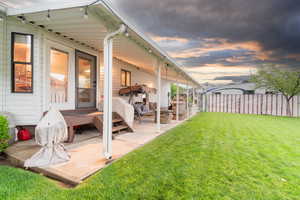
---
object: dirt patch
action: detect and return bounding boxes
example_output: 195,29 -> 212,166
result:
0,153 -> 11,166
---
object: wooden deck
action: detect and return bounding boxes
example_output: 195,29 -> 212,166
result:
60,108 -> 132,143
5,118 -> 186,185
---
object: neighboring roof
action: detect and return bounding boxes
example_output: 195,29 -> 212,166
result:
4,0 -> 200,87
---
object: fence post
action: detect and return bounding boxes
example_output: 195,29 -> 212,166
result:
276,94 -> 278,116
270,94 -> 273,116
226,95 -> 228,113
291,96 -> 294,117
238,95 -> 241,114
298,96 -> 300,117
234,94 -> 237,113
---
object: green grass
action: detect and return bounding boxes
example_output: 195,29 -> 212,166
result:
1,113 -> 300,200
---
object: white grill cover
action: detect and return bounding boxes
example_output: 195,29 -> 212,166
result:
24,107 -> 70,168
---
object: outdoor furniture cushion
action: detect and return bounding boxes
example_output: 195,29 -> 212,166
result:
112,97 -> 134,128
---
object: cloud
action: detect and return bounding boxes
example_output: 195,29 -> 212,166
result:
168,39 -> 275,62
112,0 -> 300,84
285,54 -> 300,61
150,35 -> 189,44
116,0 -> 300,53
183,64 -> 256,84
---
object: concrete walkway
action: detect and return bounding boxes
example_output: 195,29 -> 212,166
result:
5,118 -> 185,185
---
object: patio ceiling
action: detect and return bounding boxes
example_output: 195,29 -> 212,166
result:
7,2 -> 199,87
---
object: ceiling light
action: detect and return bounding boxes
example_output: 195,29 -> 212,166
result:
148,49 -> 152,53
125,31 -> 129,37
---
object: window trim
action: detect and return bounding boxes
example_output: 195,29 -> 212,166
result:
11,32 -> 34,93
121,69 -> 131,87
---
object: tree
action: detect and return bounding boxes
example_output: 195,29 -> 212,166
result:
170,83 -> 184,98
250,66 -> 300,116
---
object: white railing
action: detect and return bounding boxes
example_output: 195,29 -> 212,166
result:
50,88 -> 67,104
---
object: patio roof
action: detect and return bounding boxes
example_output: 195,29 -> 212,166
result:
5,0 -> 200,87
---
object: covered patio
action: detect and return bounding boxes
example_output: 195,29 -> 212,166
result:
3,0 -> 200,185
5,117 -> 190,185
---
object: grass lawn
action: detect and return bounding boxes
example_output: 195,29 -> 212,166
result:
1,113 -> 300,200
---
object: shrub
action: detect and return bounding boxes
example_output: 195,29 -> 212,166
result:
0,116 -> 10,153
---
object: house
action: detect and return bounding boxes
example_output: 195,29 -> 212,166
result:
201,82 -> 266,95
0,0 -> 200,164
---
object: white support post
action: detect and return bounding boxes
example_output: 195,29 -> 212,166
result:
186,82 -> 189,118
176,81 -> 179,121
103,25 -> 126,160
156,59 -> 161,132
193,88 -> 195,105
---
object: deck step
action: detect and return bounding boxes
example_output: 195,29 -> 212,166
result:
112,125 -> 129,132
112,118 -> 123,123
93,112 -> 132,134
93,116 -> 103,133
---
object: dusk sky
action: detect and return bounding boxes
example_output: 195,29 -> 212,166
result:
113,0 -> 300,85
2,0 -> 300,85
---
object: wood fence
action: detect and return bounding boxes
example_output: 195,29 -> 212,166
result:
198,94 -> 300,117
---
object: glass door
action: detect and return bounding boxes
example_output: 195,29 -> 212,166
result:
75,50 -> 97,108
50,48 -> 69,104
46,40 -> 74,111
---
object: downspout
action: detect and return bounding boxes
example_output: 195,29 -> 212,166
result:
156,59 -> 161,132
103,24 -> 126,159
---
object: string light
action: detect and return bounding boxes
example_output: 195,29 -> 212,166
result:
83,6 -> 89,19
46,9 -> 51,21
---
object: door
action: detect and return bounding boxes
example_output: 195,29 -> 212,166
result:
46,41 -> 75,110
75,50 -> 97,108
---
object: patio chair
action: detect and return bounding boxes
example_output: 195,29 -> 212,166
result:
133,103 -> 155,123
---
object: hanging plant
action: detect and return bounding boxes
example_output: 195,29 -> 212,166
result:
0,116 -> 10,153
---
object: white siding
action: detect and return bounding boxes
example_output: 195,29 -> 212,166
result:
3,18 -> 99,125
5,19 -> 43,125
0,12 -> 5,112
99,57 -> 171,108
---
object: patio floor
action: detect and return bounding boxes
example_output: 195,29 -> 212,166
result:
5,117 -> 186,185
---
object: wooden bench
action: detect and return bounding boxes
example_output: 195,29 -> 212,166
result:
60,109 -> 102,142
45,108 -> 132,143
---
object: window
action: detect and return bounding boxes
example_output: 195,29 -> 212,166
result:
121,69 -> 131,87
50,48 -> 69,103
11,32 -> 33,93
